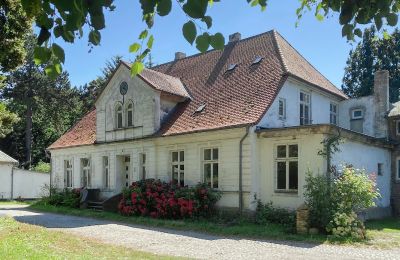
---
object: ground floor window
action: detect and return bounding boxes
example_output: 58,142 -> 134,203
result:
140,153 -> 146,180
103,156 -> 110,188
81,158 -> 91,187
203,148 -> 219,189
64,159 -> 73,188
275,144 -> 298,192
171,151 -> 184,186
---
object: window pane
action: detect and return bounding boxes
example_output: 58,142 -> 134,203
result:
118,113 -> 123,128
213,148 -> 219,160
204,163 -> 211,187
204,149 -> 211,160
172,165 -> 179,181
277,162 -> 286,189
127,111 -> 133,126
289,161 -> 298,190
398,160 -> 400,179
288,145 -> 298,158
142,154 -> 146,164
277,145 -> 286,158
180,151 -> 184,162
180,165 -> 184,186
172,152 -> 178,162
213,163 -> 218,188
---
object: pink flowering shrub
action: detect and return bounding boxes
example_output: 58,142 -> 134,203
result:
118,179 -> 221,219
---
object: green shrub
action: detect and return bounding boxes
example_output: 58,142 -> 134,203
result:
33,161 -> 51,173
40,188 -> 81,208
255,200 -> 296,232
304,167 -> 380,239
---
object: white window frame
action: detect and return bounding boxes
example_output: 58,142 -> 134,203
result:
81,158 -> 91,188
115,103 -> 123,129
103,156 -> 110,189
139,153 -> 146,180
396,120 -> 400,135
126,101 -> 134,127
351,109 -> 363,119
300,91 -> 311,125
202,148 -> 219,189
278,98 -> 286,120
171,151 -> 185,186
64,159 -> 73,188
330,103 -> 338,125
274,144 -> 299,192
397,158 -> 400,180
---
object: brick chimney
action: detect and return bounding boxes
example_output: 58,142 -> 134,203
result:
175,52 -> 186,60
229,32 -> 241,43
374,70 -> 390,138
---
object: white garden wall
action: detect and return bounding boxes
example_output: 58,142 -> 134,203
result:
0,163 -> 13,199
12,169 -> 50,199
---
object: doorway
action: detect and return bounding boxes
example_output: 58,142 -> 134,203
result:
116,155 -> 131,192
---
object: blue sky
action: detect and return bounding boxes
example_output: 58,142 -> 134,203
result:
57,0 -> 358,89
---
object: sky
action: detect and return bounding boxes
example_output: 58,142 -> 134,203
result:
56,0 -> 359,89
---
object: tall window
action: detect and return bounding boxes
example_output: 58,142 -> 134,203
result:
203,148 -> 219,188
330,103 -> 338,125
81,158 -> 91,187
275,144 -> 298,192
64,159 -> 73,188
300,92 -> 311,125
377,163 -> 383,176
140,153 -> 146,180
278,98 -> 286,119
395,120 -> 400,135
397,159 -> 400,180
103,156 -> 110,189
126,102 -> 134,127
115,103 -> 123,128
172,151 -> 184,186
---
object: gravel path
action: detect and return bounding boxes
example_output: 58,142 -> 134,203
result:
1,205 -> 399,260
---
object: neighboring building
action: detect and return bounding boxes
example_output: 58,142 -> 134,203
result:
48,30 -> 393,217
0,150 -> 50,199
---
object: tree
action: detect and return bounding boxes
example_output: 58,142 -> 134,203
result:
0,35 -> 84,168
12,0 -> 399,78
342,26 -> 400,102
0,0 -> 32,72
0,102 -> 19,138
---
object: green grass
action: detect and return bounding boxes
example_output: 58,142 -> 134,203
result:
0,217 -> 180,259
29,202 -> 326,243
0,200 -> 32,205
28,202 -> 400,248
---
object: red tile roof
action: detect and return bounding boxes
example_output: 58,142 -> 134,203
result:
48,30 -> 346,149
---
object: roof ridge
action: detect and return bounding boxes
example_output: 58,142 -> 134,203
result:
151,30 -> 277,69
271,30 -> 289,73
273,31 -> 339,90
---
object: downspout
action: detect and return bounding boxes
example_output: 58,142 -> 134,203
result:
10,166 -> 14,200
239,126 -> 250,214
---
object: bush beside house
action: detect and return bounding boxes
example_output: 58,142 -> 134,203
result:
118,179 -> 221,219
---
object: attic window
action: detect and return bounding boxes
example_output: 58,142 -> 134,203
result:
252,56 -> 263,65
226,63 -> 237,72
195,104 -> 206,113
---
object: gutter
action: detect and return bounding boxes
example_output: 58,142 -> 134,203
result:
239,126 -> 250,214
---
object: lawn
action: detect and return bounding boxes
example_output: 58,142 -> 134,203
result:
28,202 -> 400,248
0,216 -> 179,259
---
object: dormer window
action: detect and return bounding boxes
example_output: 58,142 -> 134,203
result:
115,103 -> 123,129
126,102 -> 134,127
351,109 -> 363,119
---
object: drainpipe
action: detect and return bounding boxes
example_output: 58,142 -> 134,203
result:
239,126 -> 250,214
11,166 -> 14,200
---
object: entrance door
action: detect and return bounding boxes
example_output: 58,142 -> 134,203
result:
124,156 -> 131,187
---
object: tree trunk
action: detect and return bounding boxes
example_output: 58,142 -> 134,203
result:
25,98 -> 32,169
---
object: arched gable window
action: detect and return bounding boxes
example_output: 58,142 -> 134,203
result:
115,103 -> 123,129
126,101 -> 134,127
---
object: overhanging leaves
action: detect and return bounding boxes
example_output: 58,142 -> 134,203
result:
182,21 -> 197,45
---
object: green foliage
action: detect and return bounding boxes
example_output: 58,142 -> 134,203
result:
0,102 -> 19,138
32,161 -> 50,173
40,188 -> 81,208
304,167 -> 380,239
18,0 -> 398,78
255,200 -> 296,232
0,0 -> 33,72
342,26 -> 400,102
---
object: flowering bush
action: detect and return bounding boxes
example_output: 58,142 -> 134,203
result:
118,179 -> 221,219
304,166 -> 380,239
326,212 -> 366,239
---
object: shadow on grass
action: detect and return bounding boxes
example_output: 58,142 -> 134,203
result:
365,218 -> 400,231
14,203 -> 329,249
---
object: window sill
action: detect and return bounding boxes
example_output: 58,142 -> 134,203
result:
108,126 -> 143,132
274,190 -> 298,195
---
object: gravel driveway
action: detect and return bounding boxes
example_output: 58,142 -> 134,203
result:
1,205 -> 399,260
